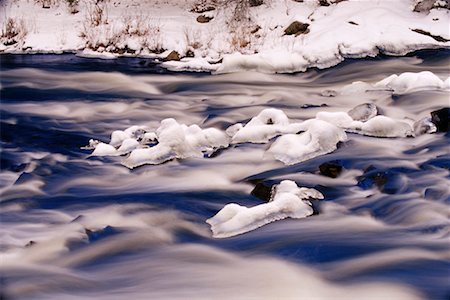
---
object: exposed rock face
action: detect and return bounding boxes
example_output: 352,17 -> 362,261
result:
164,51 -> 181,61
430,107 -> 449,132
284,21 -> 310,36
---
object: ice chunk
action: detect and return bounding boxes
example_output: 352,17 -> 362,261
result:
230,108 -> 300,143
347,103 -> 378,122
374,71 -> 445,93
207,180 -> 323,238
267,119 -> 347,165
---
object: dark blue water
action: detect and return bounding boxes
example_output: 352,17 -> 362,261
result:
1,52 -> 449,300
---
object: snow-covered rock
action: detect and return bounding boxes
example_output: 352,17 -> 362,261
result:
206,180 -> 323,238
266,119 -> 347,165
374,71 -> 446,93
229,108 -> 301,144
122,118 -> 229,168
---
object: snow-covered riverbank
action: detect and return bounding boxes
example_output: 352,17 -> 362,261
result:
1,0 -> 449,73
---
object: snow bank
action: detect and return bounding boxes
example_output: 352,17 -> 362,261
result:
206,180 -> 323,238
1,0 -> 449,74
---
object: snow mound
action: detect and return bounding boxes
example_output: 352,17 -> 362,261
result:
316,108 -> 414,138
228,108 -> 301,144
207,180 -> 323,238
266,119 -> 347,165
374,71 -> 447,93
122,118 -> 229,168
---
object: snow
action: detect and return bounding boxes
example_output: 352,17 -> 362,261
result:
267,119 -> 347,165
206,180 -> 323,238
228,108 -> 301,144
374,71 -> 447,93
1,0 -> 449,74
121,118 -> 230,168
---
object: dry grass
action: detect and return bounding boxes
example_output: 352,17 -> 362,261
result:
1,17 -> 28,46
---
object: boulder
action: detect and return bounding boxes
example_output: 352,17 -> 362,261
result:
197,15 -> 213,23
164,50 -> 181,61
430,107 -> 449,132
284,21 -> 309,36
319,161 -> 343,178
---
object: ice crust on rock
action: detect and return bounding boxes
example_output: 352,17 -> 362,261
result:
267,119 -> 348,166
206,180 -> 323,238
316,110 -> 414,138
340,71 -> 450,95
122,118 -> 230,168
374,71 -> 446,93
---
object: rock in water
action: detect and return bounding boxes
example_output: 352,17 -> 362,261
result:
430,107 -> 449,132
413,117 -> 437,136
348,103 -> 378,122
319,161 -> 343,178
250,181 -> 276,201
207,180 -> 323,238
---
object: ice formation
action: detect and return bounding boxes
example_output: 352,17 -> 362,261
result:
316,112 -> 414,138
267,119 -> 347,166
340,71 -> 450,95
122,119 -> 229,168
207,180 -> 323,238
227,108 -> 301,144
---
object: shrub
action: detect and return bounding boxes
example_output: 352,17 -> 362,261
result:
1,17 -> 28,46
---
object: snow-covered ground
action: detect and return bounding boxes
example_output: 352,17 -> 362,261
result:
1,0 -> 449,73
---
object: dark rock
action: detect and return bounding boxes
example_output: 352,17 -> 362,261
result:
251,181 -> 276,202
319,161 -> 343,178
357,166 -> 408,194
348,21 -> 358,25
430,107 -> 449,132
25,241 -> 36,248
301,103 -> 328,108
251,25 -> 261,34
191,5 -> 215,13
413,0 -> 449,13
197,15 -> 213,23
164,50 -> 181,61
85,226 -> 120,243
249,0 -> 264,7
318,0 -> 330,6
185,49 -> 195,57
284,21 -> 310,36
411,28 -> 450,42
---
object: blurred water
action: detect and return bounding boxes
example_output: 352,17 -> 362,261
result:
1,51 -> 449,300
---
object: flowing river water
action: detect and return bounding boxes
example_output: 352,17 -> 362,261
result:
1,51 -> 449,299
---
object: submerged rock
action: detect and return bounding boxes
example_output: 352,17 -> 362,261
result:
319,161 -> 343,178
430,107 -> 449,132
347,103 -> 378,122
